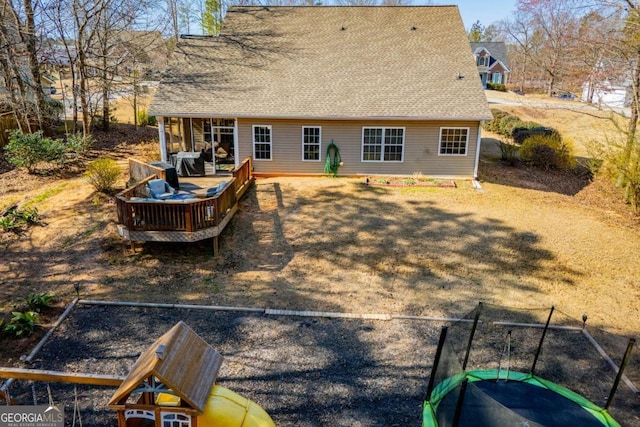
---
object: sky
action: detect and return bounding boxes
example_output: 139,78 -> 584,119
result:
430,0 -> 517,30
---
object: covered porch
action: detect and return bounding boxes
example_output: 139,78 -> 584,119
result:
157,116 -> 238,175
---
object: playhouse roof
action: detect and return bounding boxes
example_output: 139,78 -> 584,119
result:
108,321 -> 223,413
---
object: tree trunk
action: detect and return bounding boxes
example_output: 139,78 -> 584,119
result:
102,53 -> 110,132
22,0 -> 47,130
616,47 -> 640,189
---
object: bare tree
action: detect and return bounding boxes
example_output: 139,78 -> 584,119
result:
516,0 -> 582,96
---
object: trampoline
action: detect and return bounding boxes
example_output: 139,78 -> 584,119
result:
423,370 -> 619,427
422,303 -> 633,427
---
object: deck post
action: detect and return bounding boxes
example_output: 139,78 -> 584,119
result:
213,236 -> 219,255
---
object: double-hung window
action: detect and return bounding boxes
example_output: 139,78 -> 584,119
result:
302,126 -> 321,161
253,125 -> 272,160
439,127 -> 469,156
362,127 -> 404,162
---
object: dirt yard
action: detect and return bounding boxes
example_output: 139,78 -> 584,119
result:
0,106 -> 639,424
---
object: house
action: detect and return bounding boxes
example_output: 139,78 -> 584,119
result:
581,80 -> 632,109
470,42 -> 510,88
150,6 -> 492,179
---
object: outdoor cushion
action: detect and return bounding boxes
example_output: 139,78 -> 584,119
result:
205,181 -> 227,198
147,179 -> 175,200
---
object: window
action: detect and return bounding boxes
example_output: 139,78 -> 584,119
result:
477,56 -> 489,67
253,125 -> 272,160
362,127 -> 404,162
162,412 -> 190,427
439,127 -> 469,156
491,72 -> 503,84
302,127 -> 321,161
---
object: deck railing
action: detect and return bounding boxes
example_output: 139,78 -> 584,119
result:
116,157 -> 253,234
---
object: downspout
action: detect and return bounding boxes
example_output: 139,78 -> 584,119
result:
233,118 -> 240,169
158,116 -> 167,162
473,122 -> 483,180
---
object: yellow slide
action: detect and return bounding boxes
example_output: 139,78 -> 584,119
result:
198,385 -> 276,427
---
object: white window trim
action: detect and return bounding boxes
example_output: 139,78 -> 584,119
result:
477,56 -> 489,67
492,72 -> 503,84
361,126 -> 405,163
438,127 -> 470,157
161,412 -> 190,427
252,124 -> 272,161
301,126 -> 322,162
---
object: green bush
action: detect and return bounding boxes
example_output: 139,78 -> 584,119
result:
24,292 -> 53,312
512,126 -> 559,145
519,134 -> 575,171
137,110 -> 157,127
499,115 -> 527,137
84,157 -> 121,194
4,130 -> 66,172
4,311 -> 39,337
0,206 -> 39,233
482,109 -> 511,133
65,133 -> 94,159
487,82 -> 507,91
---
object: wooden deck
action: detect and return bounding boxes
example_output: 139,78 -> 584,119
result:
115,157 -> 253,254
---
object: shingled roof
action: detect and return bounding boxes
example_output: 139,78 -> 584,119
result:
108,321 -> 223,414
150,6 -> 491,120
471,41 -> 510,71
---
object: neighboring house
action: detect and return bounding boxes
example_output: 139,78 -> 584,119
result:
581,80 -> 632,109
470,42 -> 510,88
150,6 -> 491,179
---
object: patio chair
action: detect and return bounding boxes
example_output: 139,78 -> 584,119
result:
147,178 -> 176,200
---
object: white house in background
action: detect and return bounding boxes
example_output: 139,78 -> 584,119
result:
581,80 -> 632,109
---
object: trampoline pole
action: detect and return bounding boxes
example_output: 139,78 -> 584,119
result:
605,338 -> 636,410
462,302 -> 482,370
531,305 -> 554,375
425,326 -> 448,402
452,378 -> 469,427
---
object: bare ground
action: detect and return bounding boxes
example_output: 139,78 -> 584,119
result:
0,122 -> 639,425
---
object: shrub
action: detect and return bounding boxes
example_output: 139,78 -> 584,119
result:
137,110 -> 157,127
497,141 -> 519,166
487,82 -> 507,91
4,311 -> 39,337
519,134 -> 576,171
512,126 -> 559,145
84,157 -> 121,194
4,130 -> 66,172
24,292 -> 53,312
499,115 -> 527,137
0,206 -> 39,233
65,133 -> 94,159
483,109 -> 511,133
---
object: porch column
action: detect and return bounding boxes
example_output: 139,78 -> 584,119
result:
158,116 -> 167,162
233,117 -> 239,169
473,123 -> 482,180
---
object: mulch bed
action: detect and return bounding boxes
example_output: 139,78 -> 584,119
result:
5,303 -> 638,427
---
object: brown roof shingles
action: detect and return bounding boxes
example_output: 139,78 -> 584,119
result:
150,6 -> 491,120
